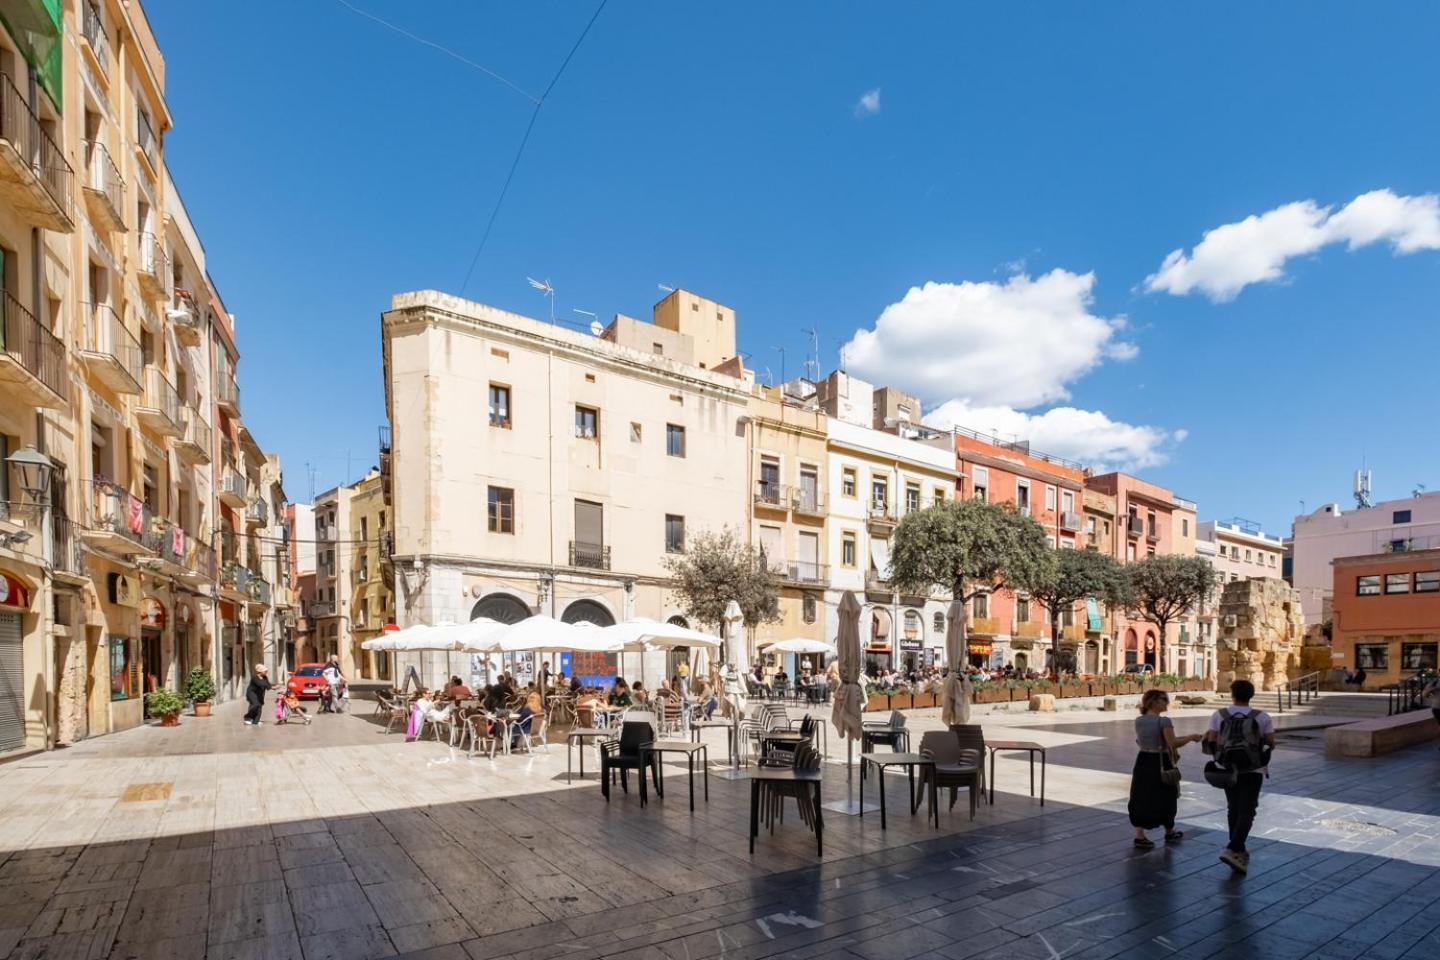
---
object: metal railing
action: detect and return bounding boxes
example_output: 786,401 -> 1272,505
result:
245,498 -> 268,526
1383,679 -> 1427,717
83,302 -> 143,386
246,576 -> 271,605
1274,671 -> 1321,714
138,231 -> 170,290
136,109 -> 158,166
220,561 -> 250,593
1127,516 -> 1145,537
308,601 -> 335,618
569,540 -> 610,570
82,0 -> 110,75
181,408 -> 211,453
868,502 -> 895,522
792,487 -> 825,514
88,479 -> 151,548
754,480 -> 783,506
141,366 -> 183,429
83,140 -> 123,215
782,561 -> 828,584
51,513 -> 82,573
1059,511 -> 1082,531
0,72 -> 73,218
2,291 -> 67,401
217,373 -> 241,412
220,467 -> 247,501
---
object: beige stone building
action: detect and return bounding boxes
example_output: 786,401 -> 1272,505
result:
300,469 -> 391,679
380,289 -> 752,688
0,1 -> 291,755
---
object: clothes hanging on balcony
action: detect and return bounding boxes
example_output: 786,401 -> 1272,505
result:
126,495 -> 143,534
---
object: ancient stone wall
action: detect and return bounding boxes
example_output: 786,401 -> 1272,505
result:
1215,577 -> 1305,691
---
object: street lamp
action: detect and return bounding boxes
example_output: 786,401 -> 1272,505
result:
5,446 -> 54,514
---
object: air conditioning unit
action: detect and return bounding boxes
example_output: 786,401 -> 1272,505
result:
1223,614 -> 1237,628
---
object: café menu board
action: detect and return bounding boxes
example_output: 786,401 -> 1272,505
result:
572,651 -> 618,685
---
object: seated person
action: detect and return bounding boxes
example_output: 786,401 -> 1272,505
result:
447,675 -> 473,701
576,688 -> 604,727
482,683 -> 510,713
656,679 -> 679,702
569,674 -> 583,693
631,682 -> 650,707
608,677 -> 632,707
523,682 -> 544,714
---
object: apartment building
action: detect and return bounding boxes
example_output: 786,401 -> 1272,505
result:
952,427 -> 1088,673
0,1 -> 289,755
308,482 -> 347,670
824,405 -> 954,675
346,469 -> 391,678
381,288 -> 752,688
1291,489 -> 1440,625
1330,548 -> 1439,686
748,382 -> 829,674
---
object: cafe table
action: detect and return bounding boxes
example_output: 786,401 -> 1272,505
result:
643,740 -> 709,812
859,752 -> 937,829
986,739 -> 1047,806
565,727 -> 611,782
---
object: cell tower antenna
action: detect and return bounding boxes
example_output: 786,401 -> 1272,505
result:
1353,466 -> 1373,509
801,326 -> 820,380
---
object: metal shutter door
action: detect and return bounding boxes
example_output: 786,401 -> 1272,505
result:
0,613 -> 24,753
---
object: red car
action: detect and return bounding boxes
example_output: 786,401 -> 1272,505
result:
286,663 -> 332,700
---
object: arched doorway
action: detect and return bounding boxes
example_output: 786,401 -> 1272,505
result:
561,600 -> 615,626
1124,627 -> 1139,668
866,608 -> 893,674
1084,640 -> 1100,675
665,616 -> 692,685
470,593 -> 531,624
1144,630 -> 1158,669
1014,652 -> 1029,673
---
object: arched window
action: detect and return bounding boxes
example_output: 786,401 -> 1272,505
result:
561,599 -> 615,627
667,615 -> 689,628
471,593 -> 531,624
903,610 -> 921,637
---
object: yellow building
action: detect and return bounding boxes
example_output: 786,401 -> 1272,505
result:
346,470 -> 392,679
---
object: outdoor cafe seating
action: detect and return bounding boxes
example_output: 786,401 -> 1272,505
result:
599,712 -> 663,806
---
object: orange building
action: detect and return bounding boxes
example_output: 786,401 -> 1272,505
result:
952,428 -> 1087,671
1331,549 -> 1440,686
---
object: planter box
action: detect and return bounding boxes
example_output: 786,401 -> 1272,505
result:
892,692 -> 913,710
914,691 -> 936,709
864,694 -> 890,712
974,688 -> 1006,704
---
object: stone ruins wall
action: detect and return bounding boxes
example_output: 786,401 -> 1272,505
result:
1215,577 -> 1305,691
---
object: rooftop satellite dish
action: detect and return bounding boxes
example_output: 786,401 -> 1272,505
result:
589,320 -> 604,336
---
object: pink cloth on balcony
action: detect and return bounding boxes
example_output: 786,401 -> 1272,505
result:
171,526 -> 184,555
126,496 -> 144,534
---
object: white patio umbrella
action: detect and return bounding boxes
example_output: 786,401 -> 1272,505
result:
941,598 -> 974,726
451,618 -> 511,653
602,618 -> 722,652
761,638 -> 838,656
826,590 -> 865,815
490,615 -> 617,653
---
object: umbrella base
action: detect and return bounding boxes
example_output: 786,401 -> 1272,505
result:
822,798 -> 863,816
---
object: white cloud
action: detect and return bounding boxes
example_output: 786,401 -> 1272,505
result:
843,270 -> 1134,409
1145,189 -> 1440,301
854,88 -> 881,117
924,400 -> 1182,472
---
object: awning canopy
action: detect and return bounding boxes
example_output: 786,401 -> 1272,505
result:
1086,597 -> 1102,631
868,537 -> 891,581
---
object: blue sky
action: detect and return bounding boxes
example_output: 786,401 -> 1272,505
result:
147,1 -> 1440,532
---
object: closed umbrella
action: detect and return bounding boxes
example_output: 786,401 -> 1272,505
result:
825,590 -> 865,815
719,600 -> 747,776
941,598 -> 974,726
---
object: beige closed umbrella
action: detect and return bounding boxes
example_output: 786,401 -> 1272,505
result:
941,598 -> 974,726
825,590 -> 865,815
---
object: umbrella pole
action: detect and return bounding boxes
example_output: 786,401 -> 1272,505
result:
823,735 -> 862,816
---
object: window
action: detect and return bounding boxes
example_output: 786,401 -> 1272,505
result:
1045,486 -> 1056,511
841,531 -> 857,567
903,610 -> 921,636
487,486 -> 514,533
1244,549 -> 1252,563
574,405 -> 598,439
1016,480 -> 1031,516
905,483 -> 920,514
1393,510 -> 1412,524
1356,575 -> 1381,596
1415,571 -> 1440,593
1268,554 -> 1276,566
934,486 -> 947,504
1181,518 -> 1189,537
1355,644 -> 1388,670
933,612 -> 945,633
665,514 -> 685,553
630,422 -> 642,442
1062,490 -> 1075,514
802,595 -> 817,624
1147,512 -> 1157,537
488,384 -> 511,427
759,457 -> 781,502
109,636 -> 133,700
871,477 -> 888,511
973,592 -> 989,619
972,467 -> 988,501
360,517 -> 368,542
1015,596 -> 1030,623
842,468 -> 856,497
1385,573 -> 1410,594
1401,642 -> 1437,671
666,424 -> 686,458
1231,546 -> 1240,560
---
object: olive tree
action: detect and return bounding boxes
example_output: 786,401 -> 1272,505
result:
662,527 -> 780,635
1028,547 -> 1123,676
1116,554 -> 1219,669
889,498 -> 1056,658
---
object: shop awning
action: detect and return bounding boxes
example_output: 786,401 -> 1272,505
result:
869,537 -> 891,581
0,571 -> 31,609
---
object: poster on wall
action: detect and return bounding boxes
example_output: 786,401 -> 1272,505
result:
0,572 -> 30,609
139,598 -> 166,629
108,574 -> 139,608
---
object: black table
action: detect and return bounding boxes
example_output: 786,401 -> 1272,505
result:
644,740 -> 709,812
690,718 -> 735,765
860,725 -> 910,757
566,727 -> 610,781
860,752 -> 937,829
987,739 -> 1047,806
747,767 -> 824,855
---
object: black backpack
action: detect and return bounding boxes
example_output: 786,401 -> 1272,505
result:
1216,708 -> 1266,772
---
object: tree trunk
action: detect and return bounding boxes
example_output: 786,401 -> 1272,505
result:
1050,609 -> 1062,680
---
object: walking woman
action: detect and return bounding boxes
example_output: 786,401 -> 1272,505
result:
244,664 -> 272,727
1128,689 -> 1202,848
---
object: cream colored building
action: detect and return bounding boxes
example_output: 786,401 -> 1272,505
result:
0,0 -> 290,755
381,289 -> 752,688
347,470 -> 391,678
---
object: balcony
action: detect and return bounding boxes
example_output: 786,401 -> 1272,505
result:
135,109 -> 158,175
791,487 -> 825,518
1126,515 -> 1145,538
217,373 -> 240,416
172,409 -> 212,466
1061,624 -> 1088,643
0,73 -> 73,232
866,502 -> 896,532
1059,511 -> 1082,532
1014,621 -> 1045,640
81,481 -> 154,556
781,561 -> 828,585
154,522 -> 214,583
170,289 -> 201,346
79,303 -> 142,395
308,601 -> 335,618
51,514 -> 84,581
245,498 -> 268,529
1085,530 -> 1101,550
0,291 -> 67,409
219,561 -> 250,602
135,366 -> 184,438
1146,525 -> 1160,543
569,540 -> 610,570
218,468 -> 247,509
969,617 -> 1000,637
354,565 -> 370,584
753,480 -> 785,511
82,140 -> 125,232
246,576 -> 271,608
864,571 -> 891,594
137,232 -> 170,300
81,0 -> 110,79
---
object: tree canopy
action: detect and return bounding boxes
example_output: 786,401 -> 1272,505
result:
662,527 -> 780,630
1117,554 -> 1218,654
889,498 -> 1056,600
1029,546 -> 1123,674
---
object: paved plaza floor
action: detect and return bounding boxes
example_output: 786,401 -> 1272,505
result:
0,700 -> 1436,960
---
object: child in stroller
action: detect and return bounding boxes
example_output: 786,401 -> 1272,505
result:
318,676 -> 349,713
276,690 -> 312,725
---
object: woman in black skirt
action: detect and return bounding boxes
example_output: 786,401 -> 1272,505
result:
1128,689 -> 1202,849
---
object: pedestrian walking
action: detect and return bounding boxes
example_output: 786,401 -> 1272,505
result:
244,664 -> 272,727
1202,680 -> 1275,874
677,659 -> 690,697
1128,689 -> 1203,848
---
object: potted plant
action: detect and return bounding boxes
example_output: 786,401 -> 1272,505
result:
864,686 -> 889,712
186,668 -> 216,717
145,688 -> 185,727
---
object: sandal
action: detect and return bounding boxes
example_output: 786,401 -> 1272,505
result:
1164,831 -> 1184,843
1133,837 -> 1155,849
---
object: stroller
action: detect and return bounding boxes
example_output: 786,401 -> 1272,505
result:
318,677 -> 350,714
276,691 -> 312,725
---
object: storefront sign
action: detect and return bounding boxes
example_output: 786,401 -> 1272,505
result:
900,639 -> 922,652
967,640 -> 992,657
0,571 -> 30,609
139,597 -> 166,629
108,573 -> 139,608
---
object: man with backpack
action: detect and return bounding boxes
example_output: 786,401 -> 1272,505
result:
1203,679 -> 1276,874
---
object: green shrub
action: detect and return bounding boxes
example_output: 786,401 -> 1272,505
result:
145,688 -> 184,718
185,668 -> 216,703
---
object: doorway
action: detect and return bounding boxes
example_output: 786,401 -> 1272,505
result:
140,628 -> 162,712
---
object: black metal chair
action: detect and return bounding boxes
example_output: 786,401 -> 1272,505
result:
918,730 -> 982,820
862,710 -> 910,753
599,714 -> 662,806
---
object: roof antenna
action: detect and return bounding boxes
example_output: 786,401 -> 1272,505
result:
801,326 -> 820,380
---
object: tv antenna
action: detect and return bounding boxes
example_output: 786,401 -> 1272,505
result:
1414,483 -> 1427,497
835,338 -> 849,373
573,308 -> 602,336
773,345 -> 786,385
526,276 -> 555,322
801,326 -> 820,380
657,282 -> 675,294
